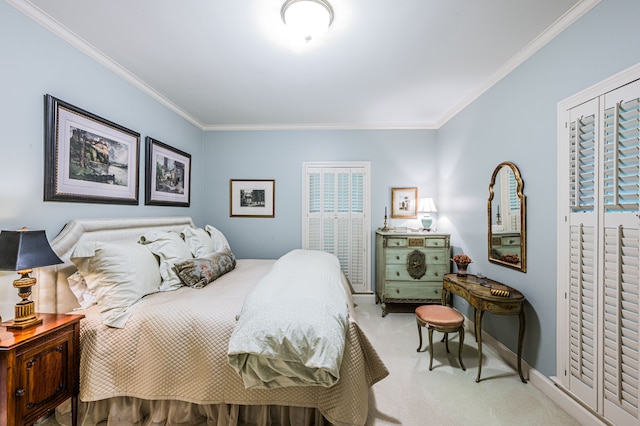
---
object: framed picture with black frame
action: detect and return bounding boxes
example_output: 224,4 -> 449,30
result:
145,137 -> 191,207
44,94 -> 140,204
229,179 -> 275,217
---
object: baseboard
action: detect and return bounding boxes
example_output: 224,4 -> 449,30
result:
479,329 -> 609,426
352,293 -> 376,305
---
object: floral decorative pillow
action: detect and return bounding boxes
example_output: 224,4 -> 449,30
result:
174,248 -> 236,288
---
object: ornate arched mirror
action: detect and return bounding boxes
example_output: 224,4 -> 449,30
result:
488,161 -> 526,272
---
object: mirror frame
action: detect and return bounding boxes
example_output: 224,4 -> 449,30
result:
487,161 -> 526,272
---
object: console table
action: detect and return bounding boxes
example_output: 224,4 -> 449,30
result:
442,273 -> 526,383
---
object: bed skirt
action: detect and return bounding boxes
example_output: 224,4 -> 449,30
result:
54,398 -> 330,426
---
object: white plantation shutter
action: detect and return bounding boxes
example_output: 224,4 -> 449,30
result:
601,80 -> 640,424
603,226 -> 639,422
558,73 -> 640,425
570,111 -> 597,211
568,223 -> 598,406
303,162 -> 371,293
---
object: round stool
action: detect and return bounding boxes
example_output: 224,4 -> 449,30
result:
415,304 -> 466,371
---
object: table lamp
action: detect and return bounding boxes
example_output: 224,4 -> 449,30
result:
0,228 -> 62,329
417,197 -> 437,231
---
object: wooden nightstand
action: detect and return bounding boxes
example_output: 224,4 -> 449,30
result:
0,313 -> 84,426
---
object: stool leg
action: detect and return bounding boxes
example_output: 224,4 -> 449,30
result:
428,327 -> 434,371
444,332 -> 450,353
458,326 -> 466,370
416,321 -> 424,352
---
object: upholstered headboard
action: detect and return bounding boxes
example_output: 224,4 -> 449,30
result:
35,216 -> 195,314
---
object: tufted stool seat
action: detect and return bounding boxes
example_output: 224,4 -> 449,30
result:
416,304 -> 466,371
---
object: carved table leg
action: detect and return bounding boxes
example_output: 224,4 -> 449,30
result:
473,308 -> 478,342
475,309 -> 484,383
518,309 -> 527,383
381,302 -> 387,317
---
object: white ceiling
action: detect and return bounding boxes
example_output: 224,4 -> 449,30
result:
10,0 -> 597,130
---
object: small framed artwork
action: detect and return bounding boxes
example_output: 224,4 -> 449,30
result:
44,94 -> 140,204
145,137 -> 191,207
230,179 -> 275,217
391,187 -> 418,218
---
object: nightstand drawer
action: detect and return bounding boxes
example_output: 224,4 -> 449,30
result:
385,264 -> 447,281
385,282 -> 442,300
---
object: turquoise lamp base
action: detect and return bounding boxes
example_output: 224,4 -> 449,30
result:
421,215 -> 433,231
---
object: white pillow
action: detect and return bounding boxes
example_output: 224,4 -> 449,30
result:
67,271 -> 97,309
70,241 -> 161,328
139,231 -> 193,291
181,226 -> 216,257
205,224 -> 231,252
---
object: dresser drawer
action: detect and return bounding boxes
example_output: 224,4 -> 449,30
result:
425,238 -> 447,248
385,248 -> 448,265
384,282 -> 442,300
385,263 -> 447,281
386,237 -> 408,248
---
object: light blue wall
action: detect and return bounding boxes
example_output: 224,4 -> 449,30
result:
0,2 -> 204,234
203,129 -> 439,266
437,0 -> 640,376
0,2 -> 203,317
1,0 -> 639,380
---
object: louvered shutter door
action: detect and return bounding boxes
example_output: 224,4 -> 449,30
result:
559,75 -> 640,425
303,164 -> 370,293
567,98 -> 600,408
601,80 -> 640,425
350,171 -> 365,289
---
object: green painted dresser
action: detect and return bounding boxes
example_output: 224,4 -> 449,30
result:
375,230 -> 450,317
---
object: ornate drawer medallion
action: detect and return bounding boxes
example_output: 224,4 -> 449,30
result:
406,249 -> 426,279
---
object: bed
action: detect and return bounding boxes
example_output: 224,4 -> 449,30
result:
34,216 -> 388,426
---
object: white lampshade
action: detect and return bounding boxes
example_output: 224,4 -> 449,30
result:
417,197 -> 437,230
418,197 -> 437,213
281,0 -> 334,43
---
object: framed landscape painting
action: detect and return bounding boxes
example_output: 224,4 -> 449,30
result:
44,94 -> 140,204
230,179 -> 275,217
145,137 -> 191,207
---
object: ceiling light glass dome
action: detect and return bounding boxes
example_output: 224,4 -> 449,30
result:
281,0 -> 334,43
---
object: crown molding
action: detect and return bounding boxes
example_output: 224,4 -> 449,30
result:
7,0 -> 600,132
436,0 -> 601,128
6,0 -> 205,130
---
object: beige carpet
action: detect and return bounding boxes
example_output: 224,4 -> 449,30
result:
355,300 -> 580,426
39,299 -> 579,426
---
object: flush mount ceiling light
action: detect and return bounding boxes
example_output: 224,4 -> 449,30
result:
281,0 -> 334,43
